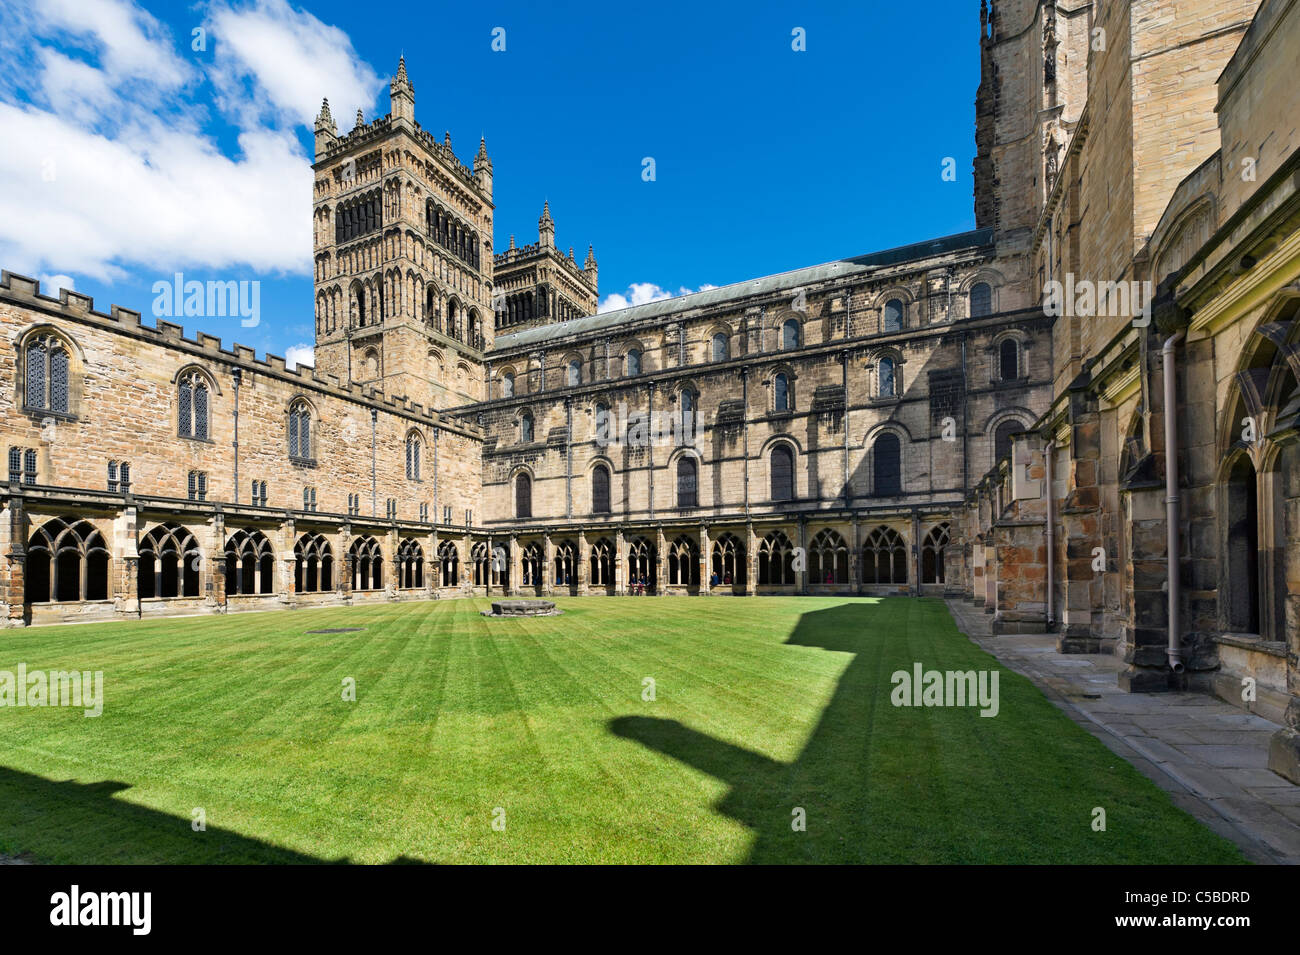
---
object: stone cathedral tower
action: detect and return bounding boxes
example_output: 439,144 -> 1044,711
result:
311,58 -> 495,408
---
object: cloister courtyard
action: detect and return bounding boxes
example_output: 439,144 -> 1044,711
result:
0,596 -> 1245,864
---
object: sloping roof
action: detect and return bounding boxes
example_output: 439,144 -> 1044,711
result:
493,229 -> 993,350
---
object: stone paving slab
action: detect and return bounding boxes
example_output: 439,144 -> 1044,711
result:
945,599 -> 1300,865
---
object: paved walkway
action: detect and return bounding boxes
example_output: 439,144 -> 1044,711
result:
946,599 -> 1300,864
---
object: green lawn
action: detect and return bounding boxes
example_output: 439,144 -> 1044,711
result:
0,596 -> 1243,864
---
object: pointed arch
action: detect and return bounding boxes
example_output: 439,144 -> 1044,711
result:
809,528 -> 850,585
921,522 -> 951,584
862,526 -> 907,585
710,532 -> 744,592
589,537 -> 615,591
349,535 -> 384,591
397,538 -> 424,589
294,533 -> 334,593
627,535 -> 657,592
139,523 -> 202,598
758,530 -> 795,586
225,529 -> 275,596
668,534 -> 700,589
438,539 -> 460,588
24,517 -> 110,603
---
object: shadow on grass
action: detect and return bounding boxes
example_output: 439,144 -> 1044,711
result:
611,601 -> 885,863
0,767 -> 429,864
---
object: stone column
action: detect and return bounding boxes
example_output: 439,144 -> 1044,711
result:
577,530 -> 589,595
944,526 -> 965,598
206,513 -> 225,610
655,526 -> 667,595
462,532 -> 472,591
1118,484 -> 1172,691
339,525 -> 353,603
984,535 -> 997,611
745,522 -> 757,595
509,534 -> 520,596
615,528 -> 626,596
798,517 -> 809,594
115,504 -> 139,617
427,529 -> 438,595
0,498 -> 23,625
851,517 -> 862,595
910,511 -> 921,597
385,527 -> 399,599
543,532 -> 554,596
699,524 -> 711,594
1058,390 -> 1104,650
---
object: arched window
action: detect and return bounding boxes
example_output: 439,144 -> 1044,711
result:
770,445 -> 794,501
668,535 -> 700,587
999,339 -> 1019,380
349,535 -> 383,591
470,541 -> 487,587
809,529 -> 850,585
24,334 -> 70,414
879,357 -> 898,397
405,432 -> 422,480
225,529 -> 274,596
519,412 -> 534,443
874,432 -> 901,495
553,540 -> 577,588
294,533 -> 333,593
592,464 -> 611,514
446,299 -> 459,339
758,531 -> 795,585
397,538 -> 424,589
594,402 -> 612,445
781,318 -> 800,350
711,333 -> 729,362
355,286 -> 366,327
625,348 -> 642,376
178,371 -> 210,440
921,523 -> 951,584
288,400 -> 312,460
774,373 -> 790,412
24,518 -> 110,603
501,372 -> 515,398
679,390 -> 696,437
862,526 -> 908,584
676,456 -> 698,508
139,524 -> 202,598
970,282 -> 992,317
994,419 -> 1020,463
1226,454 -> 1261,633
627,537 -> 656,591
438,540 -> 460,588
567,360 -> 582,387
515,472 -> 532,519
589,538 -> 614,588
711,533 -> 743,587
883,298 -> 904,333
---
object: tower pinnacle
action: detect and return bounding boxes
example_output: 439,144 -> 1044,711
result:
389,54 -> 415,123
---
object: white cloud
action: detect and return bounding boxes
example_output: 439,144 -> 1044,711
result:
0,102 -> 312,280
36,0 -> 191,88
285,342 -> 314,369
205,0 -> 384,129
38,273 -> 75,293
598,282 -> 717,313
0,0 -> 382,282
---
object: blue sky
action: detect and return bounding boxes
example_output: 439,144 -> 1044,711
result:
0,0 -> 982,367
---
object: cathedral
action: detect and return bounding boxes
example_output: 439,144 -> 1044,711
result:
3,0 -> 1300,781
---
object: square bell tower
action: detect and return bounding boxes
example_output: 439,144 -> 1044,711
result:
311,57 -> 496,408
